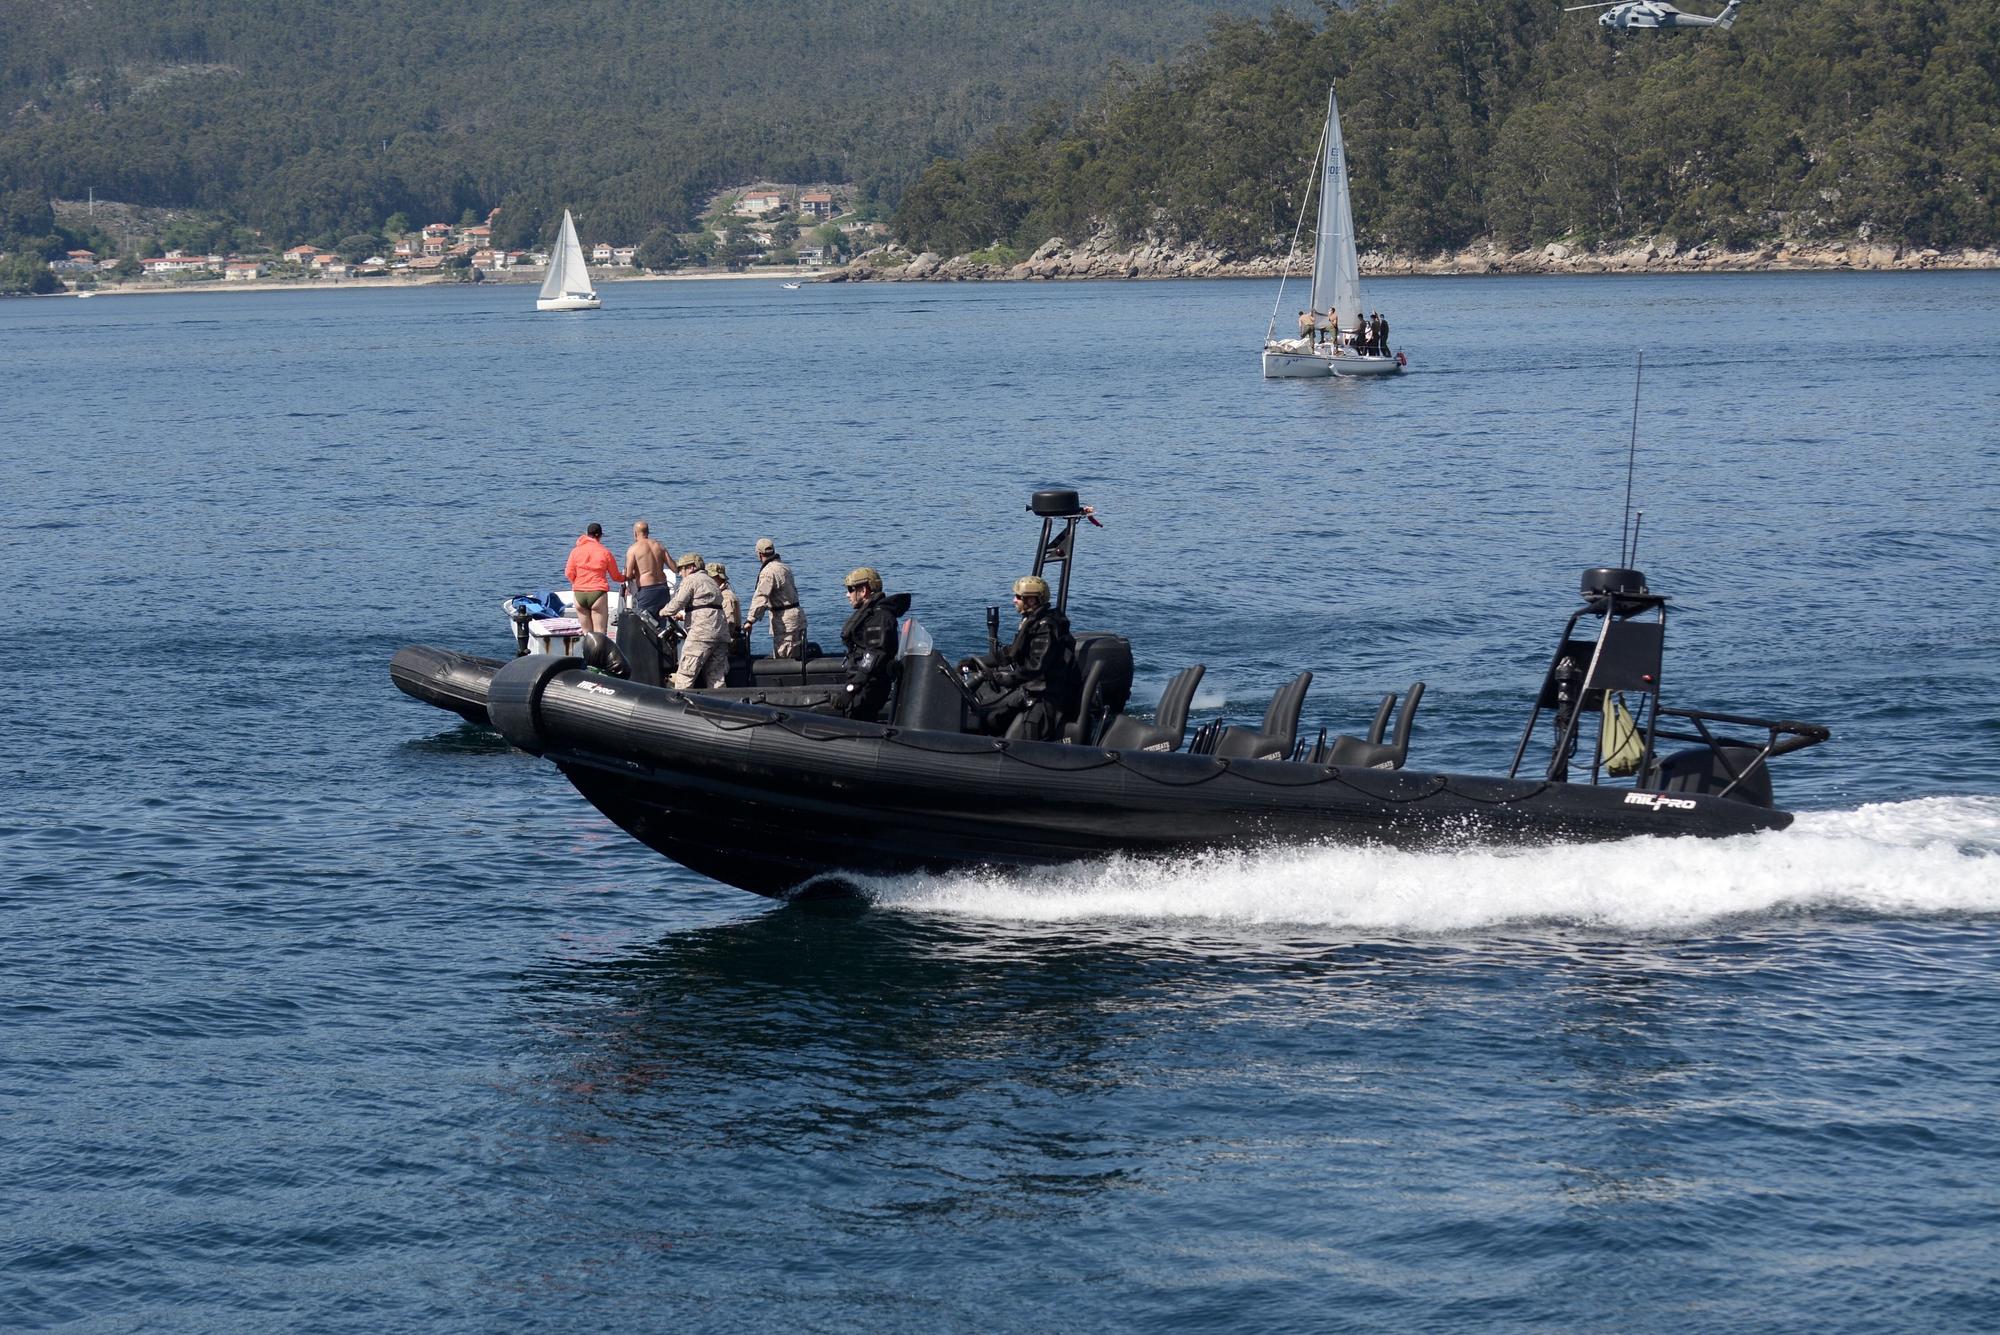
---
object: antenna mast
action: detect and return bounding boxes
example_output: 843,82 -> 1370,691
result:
1619,350 -> 1643,567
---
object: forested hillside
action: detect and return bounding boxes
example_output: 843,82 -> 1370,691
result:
892,0 -> 2000,258
0,0 -> 1266,248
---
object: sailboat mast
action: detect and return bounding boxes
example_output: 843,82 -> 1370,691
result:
1311,84 -> 1364,334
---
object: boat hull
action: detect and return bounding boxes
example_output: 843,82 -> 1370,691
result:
1261,348 -> 1334,378
536,295 -> 601,311
389,645 -> 504,726
1331,354 -> 1405,377
419,651 -> 1796,900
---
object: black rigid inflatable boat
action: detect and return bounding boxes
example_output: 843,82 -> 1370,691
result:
391,489 -> 1830,900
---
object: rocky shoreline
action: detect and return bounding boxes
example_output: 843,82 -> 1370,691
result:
831,230 -> 2000,282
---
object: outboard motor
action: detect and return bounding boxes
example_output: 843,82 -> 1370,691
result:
578,631 -> 630,679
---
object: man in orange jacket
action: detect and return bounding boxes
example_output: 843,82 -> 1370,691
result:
564,522 -> 626,636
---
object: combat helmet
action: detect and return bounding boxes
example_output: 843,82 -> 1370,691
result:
845,566 -> 883,593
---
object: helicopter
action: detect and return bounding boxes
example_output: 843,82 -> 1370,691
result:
1564,0 -> 1740,30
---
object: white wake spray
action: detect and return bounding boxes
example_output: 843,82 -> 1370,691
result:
861,797 -> 2000,933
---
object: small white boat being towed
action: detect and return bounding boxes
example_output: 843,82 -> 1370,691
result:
1261,84 -> 1405,379
537,209 -> 601,312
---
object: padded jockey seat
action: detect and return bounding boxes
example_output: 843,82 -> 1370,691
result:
749,654 -> 847,686
1317,682 -> 1425,769
1212,671 -> 1313,761
1060,633 -> 1135,745
1098,664 -> 1206,752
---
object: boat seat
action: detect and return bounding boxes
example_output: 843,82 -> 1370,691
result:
1315,682 -> 1425,769
1064,658 -> 1109,744
1211,671 -> 1313,762
1099,665 -> 1206,753
749,654 -> 846,686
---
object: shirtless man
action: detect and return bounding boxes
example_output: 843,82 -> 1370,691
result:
625,520 -> 674,616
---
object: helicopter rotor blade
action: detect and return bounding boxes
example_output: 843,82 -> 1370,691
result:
1563,3 -> 1622,9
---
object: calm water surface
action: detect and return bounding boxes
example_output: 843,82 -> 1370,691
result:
4,273 -> 1998,1330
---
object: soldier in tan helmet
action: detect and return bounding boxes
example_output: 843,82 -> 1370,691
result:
745,537 -> 807,659
705,562 -> 744,652
662,551 -> 729,689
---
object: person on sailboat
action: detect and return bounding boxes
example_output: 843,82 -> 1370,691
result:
1325,307 -> 1338,350
1376,312 -> 1390,355
1296,310 -> 1316,346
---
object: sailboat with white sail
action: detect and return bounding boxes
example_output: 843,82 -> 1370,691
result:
537,209 -> 601,312
1262,86 -> 1404,378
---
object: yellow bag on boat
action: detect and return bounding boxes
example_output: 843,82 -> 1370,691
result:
1601,695 -> 1644,776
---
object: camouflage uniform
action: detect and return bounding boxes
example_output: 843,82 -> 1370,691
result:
748,547 -> 808,659
664,565 -> 729,689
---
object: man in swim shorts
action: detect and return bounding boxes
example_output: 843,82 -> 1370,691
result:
625,520 -> 673,616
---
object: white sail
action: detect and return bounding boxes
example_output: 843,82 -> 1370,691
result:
540,210 -> 596,303
1309,87 -> 1364,335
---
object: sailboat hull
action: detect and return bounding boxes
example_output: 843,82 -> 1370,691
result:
1330,354 -> 1404,377
536,295 -> 601,312
1261,348 -> 1334,378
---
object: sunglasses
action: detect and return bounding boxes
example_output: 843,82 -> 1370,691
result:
846,584 -> 869,593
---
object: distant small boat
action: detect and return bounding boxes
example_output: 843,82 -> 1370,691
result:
780,281 -> 801,290
537,209 -> 601,312
75,290 -> 96,299
1262,85 -> 1405,379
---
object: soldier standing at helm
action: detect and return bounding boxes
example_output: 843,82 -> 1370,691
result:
832,566 -> 902,722
958,574 -> 1079,741
662,552 -> 729,689
746,538 -> 807,659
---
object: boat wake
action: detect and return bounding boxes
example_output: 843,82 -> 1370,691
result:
860,796 -> 2000,933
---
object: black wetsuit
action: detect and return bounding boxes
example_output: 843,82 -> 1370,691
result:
974,604 -> 1079,740
835,592 -> 906,721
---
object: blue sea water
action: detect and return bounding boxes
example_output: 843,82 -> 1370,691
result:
3,272 -> 1998,1330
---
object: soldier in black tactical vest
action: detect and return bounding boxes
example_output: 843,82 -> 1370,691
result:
959,574 -> 1079,741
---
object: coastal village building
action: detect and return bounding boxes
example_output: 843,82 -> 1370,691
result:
141,252 -> 219,274
799,191 -> 834,219
740,190 -> 784,214
224,260 -> 265,280
284,245 -> 319,265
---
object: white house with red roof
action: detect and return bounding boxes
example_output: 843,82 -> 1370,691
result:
224,260 -> 265,280
141,251 -> 219,274
799,191 -> 834,218
740,189 -> 784,215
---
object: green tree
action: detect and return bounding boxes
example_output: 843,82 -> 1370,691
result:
337,232 -> 381,262
636,226 -> 687,270
0,253 -> 59,294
